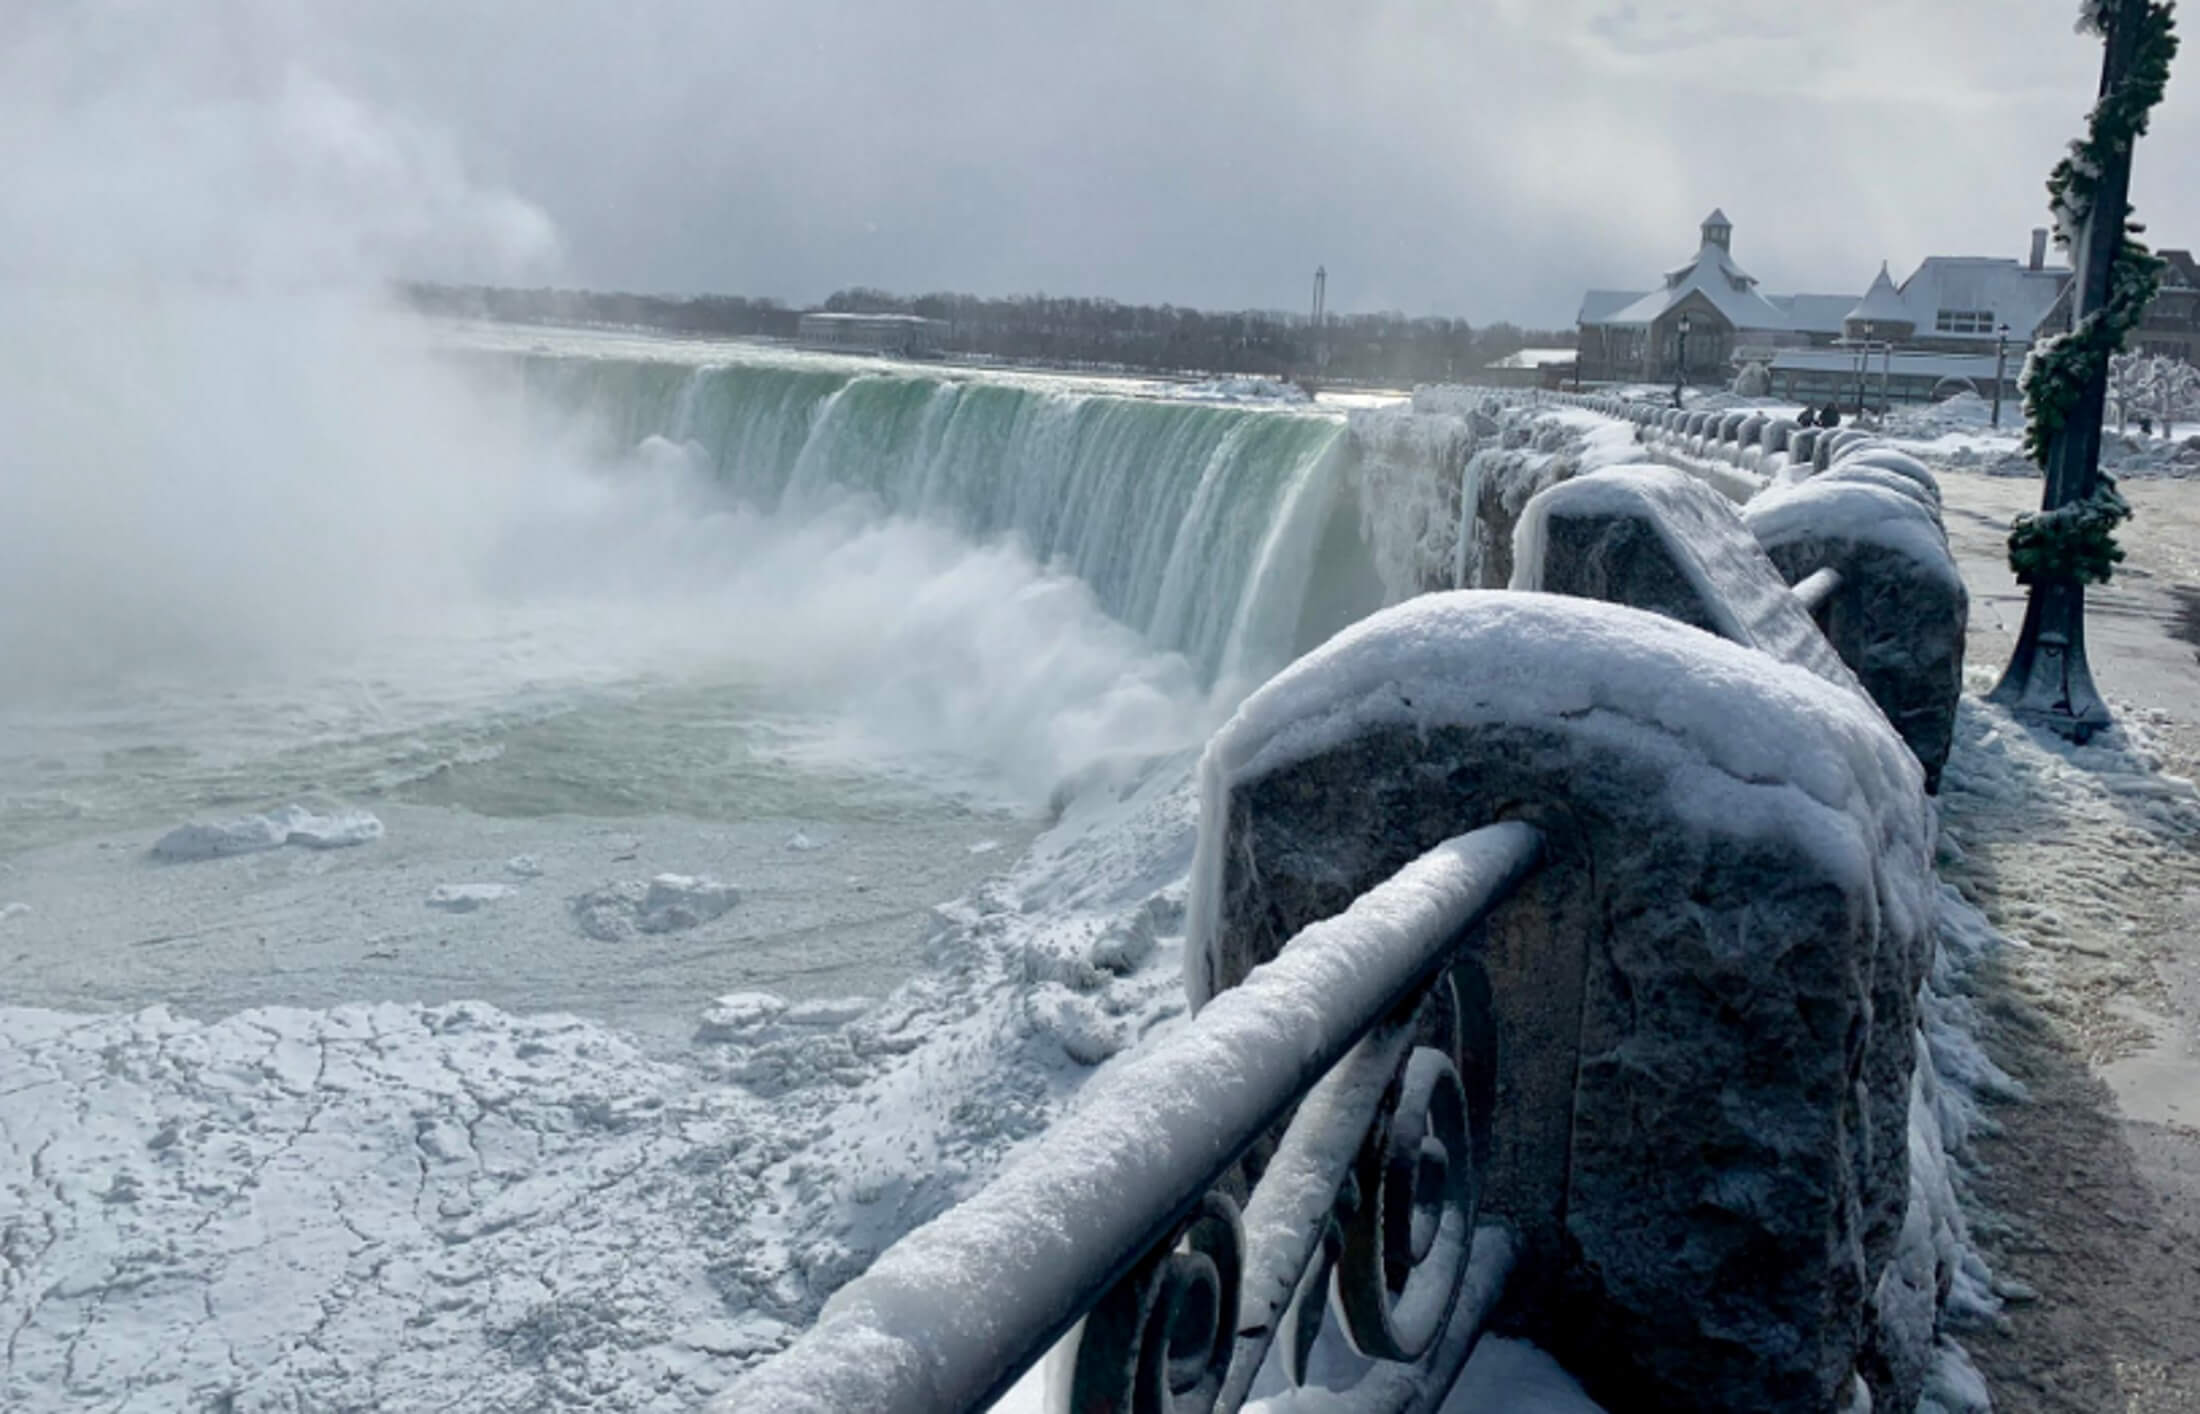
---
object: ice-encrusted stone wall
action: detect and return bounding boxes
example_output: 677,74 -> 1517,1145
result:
1190,591 -> 1938,1413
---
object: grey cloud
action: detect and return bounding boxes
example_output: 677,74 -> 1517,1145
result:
14,0 -> 2198,324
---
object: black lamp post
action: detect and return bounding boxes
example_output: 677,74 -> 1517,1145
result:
1673,313 -> 1692,408
1853,322 -> 1877,419
1989,0 -> 2162,742
1991,323 -> 2012,428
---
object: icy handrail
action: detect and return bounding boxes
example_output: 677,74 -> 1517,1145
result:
1790,566 -> 1845,614
714,822 -> 1544,1414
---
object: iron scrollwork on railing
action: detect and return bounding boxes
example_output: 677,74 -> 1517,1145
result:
714,823 -> 1542,1414
1071,963 -> 1504,1414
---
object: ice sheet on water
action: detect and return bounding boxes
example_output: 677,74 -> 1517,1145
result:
2,757 -> 1199,1412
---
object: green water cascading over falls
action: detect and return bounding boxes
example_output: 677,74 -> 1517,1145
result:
507,354 -> 1372,691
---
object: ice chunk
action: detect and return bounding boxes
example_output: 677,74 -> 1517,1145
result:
504,854 -> 545,878
781,997 -> 871,1028
0,902 -> 29,924
151,804 -> 382,861
426,884 -> 519,913
279,806 -> 384,850
1024,984 -> 1124,1065
571,874 -> 742,942
641,874 -> 742,932
150,813 -> 288,861
695,992 -> 788,1044
677,1315 -> 791,1358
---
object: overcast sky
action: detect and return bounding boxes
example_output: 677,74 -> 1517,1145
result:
10,0 -> 2199,325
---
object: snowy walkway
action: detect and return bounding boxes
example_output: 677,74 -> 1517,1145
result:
1924,467 -> 2200,1411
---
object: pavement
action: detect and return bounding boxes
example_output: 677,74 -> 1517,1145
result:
1934,469 -> 2200,1413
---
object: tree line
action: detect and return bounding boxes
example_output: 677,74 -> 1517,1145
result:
400,282 -> 1573,387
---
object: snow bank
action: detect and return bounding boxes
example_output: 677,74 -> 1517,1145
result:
150,803 -> 384,860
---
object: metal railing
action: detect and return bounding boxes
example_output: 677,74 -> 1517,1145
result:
1790,565 -> 1845,615
718,822 -> 1545,1413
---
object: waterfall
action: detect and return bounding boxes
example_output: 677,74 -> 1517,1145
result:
503,354 -> 1373,690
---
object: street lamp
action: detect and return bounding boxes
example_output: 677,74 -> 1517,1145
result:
1990,323 -> 2012,428
1673,313 -> 1692,408
1854,321 -> 1877,419
1988,0 -> 2163,743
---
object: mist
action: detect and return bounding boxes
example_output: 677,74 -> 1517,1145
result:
0,1 -> 1226,805
0,3 -> 557,694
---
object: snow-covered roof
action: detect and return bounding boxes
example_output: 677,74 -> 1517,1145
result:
1662,239 -> 1753,288
1601,241 -> 1792,331
1488,348 -> 1579,369
1893,257 -> 2071,341
1765,294 -> 1860,336
1846,263 -> 1913,329
1767,348 -> 2006,382
1579,289 -> 1648,324
1703,208 -> 1731,228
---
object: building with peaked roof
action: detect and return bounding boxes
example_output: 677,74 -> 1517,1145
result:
1845,263 -> 1914,342
1575,210 -> 2081,406
1575,211 -> 1861,385
1763,236 -> 2074,406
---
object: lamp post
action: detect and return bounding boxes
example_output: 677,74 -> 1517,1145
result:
1673,313 -> 1692,408
1990,323 -> 2012,427
1852,323 -> 1876,419
1990,0 -> 2165,742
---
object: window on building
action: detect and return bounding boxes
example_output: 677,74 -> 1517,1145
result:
1935,310 -> 1996,334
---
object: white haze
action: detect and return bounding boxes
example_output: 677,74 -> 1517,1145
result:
0,2 -> 1217,808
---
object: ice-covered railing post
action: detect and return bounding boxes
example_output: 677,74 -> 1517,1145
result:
1991,0 -> 2179,741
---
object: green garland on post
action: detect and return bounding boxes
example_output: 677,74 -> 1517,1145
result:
2010,1 -> 2179,584
2007,475 -> 2132,584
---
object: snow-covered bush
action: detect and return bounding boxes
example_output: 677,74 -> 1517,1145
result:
1731,361 -> 1771,398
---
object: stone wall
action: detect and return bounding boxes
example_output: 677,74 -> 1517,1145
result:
1191,591 -> 1937,1413
1189,399 -> 1981,1409
1458,390 -> 1967,793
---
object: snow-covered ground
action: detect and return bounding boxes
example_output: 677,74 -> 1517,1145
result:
1887,435 -> 2200,1409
